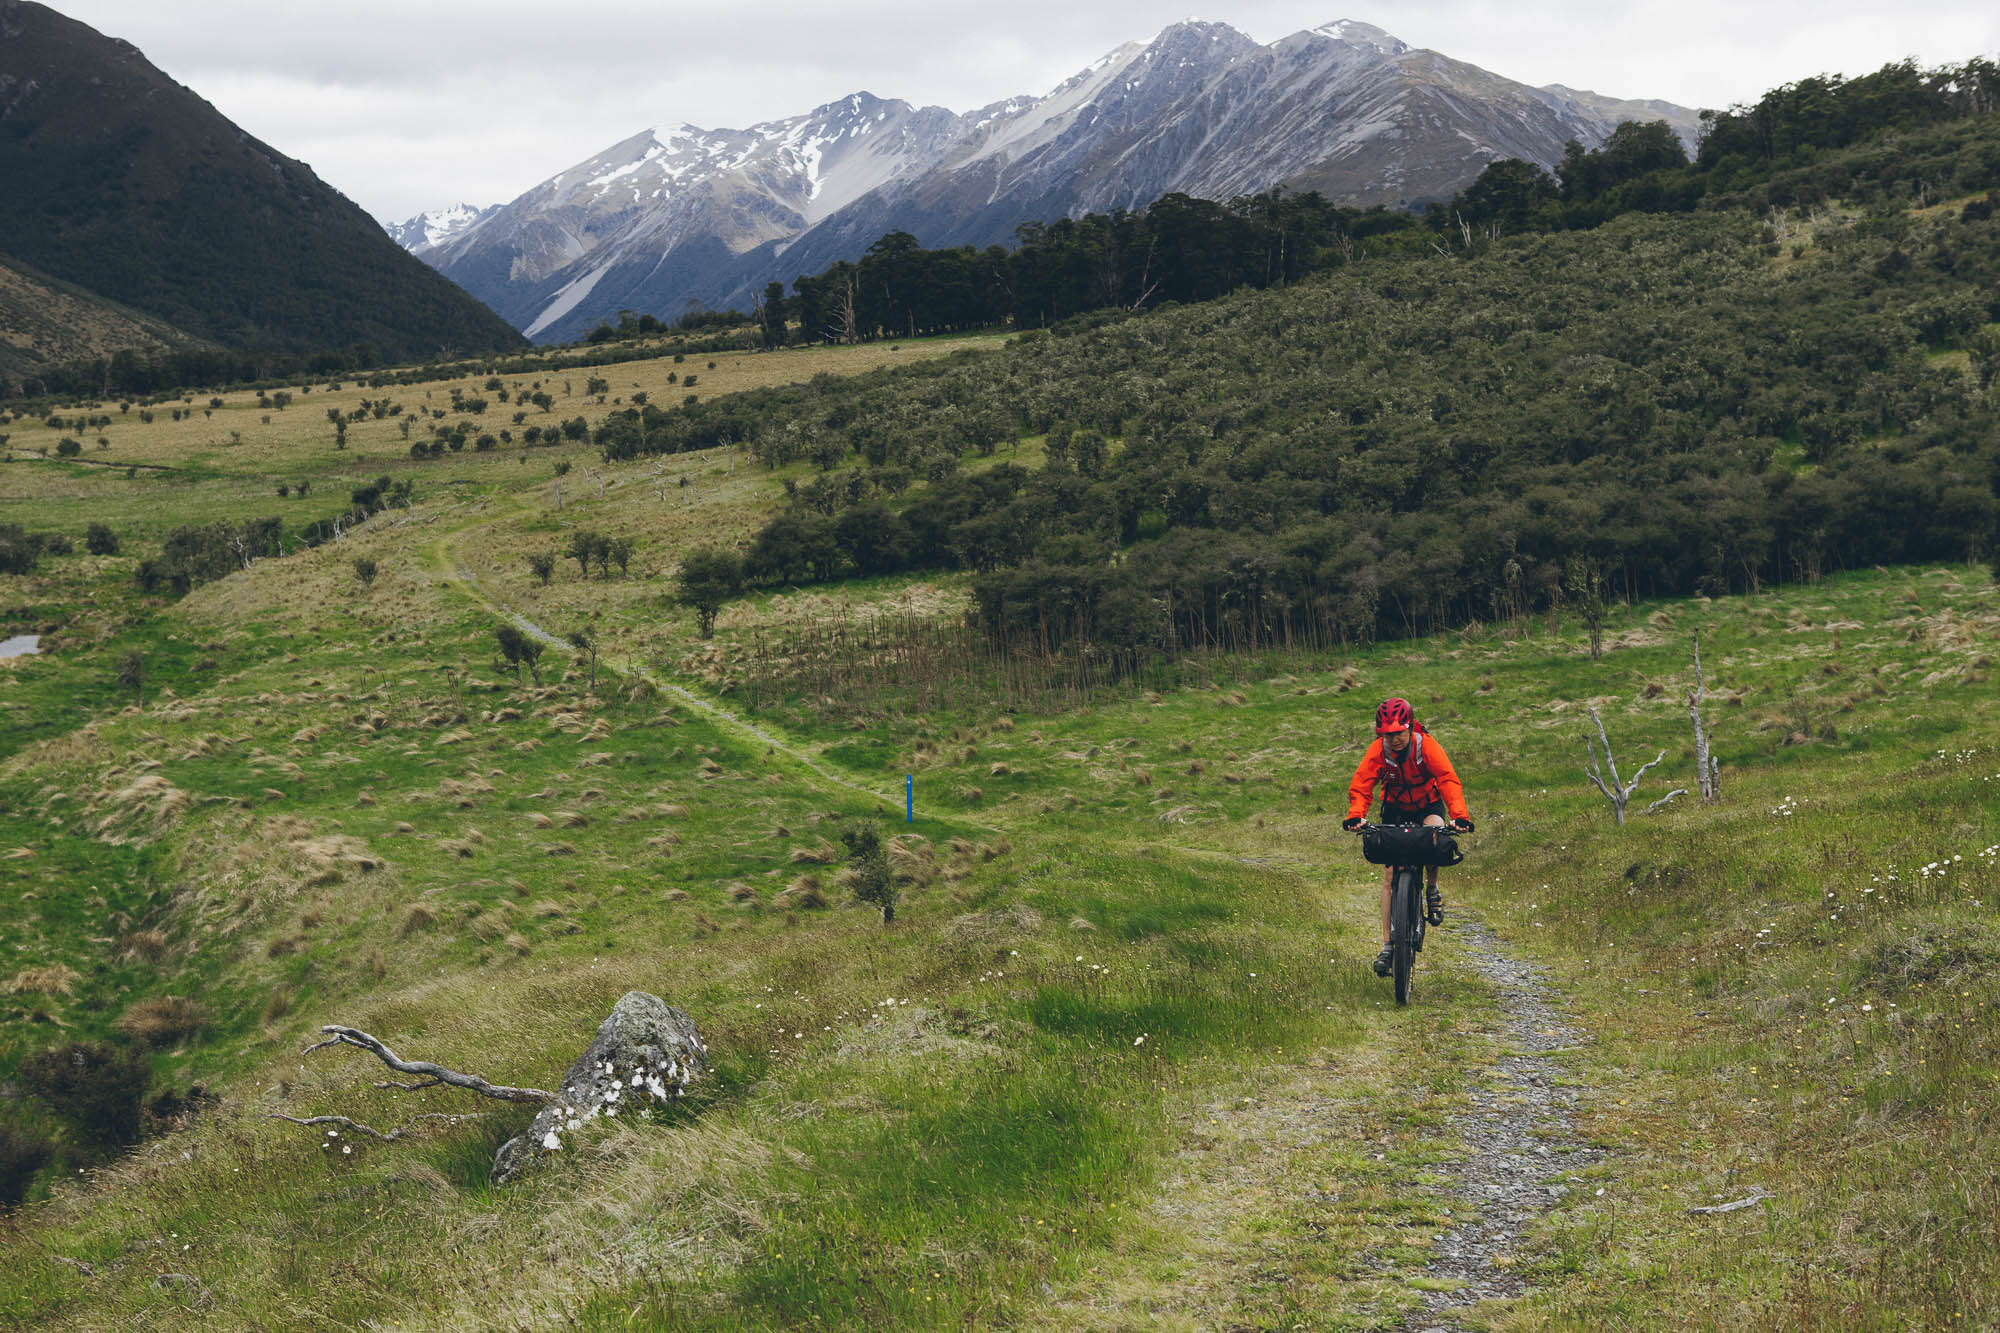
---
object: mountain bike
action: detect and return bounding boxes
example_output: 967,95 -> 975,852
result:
1351,821 -> 1466,1006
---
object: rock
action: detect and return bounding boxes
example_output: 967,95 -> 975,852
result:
491,991 -> 707,1184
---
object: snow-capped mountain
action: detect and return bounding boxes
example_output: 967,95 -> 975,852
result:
382,202 -> 501,252
413,18 -> 1702,343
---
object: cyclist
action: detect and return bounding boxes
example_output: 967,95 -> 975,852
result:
1342,697 -> 1474,977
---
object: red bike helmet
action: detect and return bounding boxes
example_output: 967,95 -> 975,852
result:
1375,697 -> 1414,735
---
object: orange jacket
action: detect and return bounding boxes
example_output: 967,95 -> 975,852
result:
1347,731 -> 1470,822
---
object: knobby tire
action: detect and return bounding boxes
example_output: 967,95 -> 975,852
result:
1392,866 -> 1418,1006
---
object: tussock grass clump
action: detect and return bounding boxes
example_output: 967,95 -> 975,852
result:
776,874 -> 828,909
91,772 -> 189,841
7,964 -> 83,996
647,831 -> 684,854
789,838 -> 837,865
398,904 -> 436,937
944,903 -> 1042,951
112,995 -> 204,1047
114,928 -> 170,963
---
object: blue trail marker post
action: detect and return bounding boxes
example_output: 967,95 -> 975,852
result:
905,774 -> 914,824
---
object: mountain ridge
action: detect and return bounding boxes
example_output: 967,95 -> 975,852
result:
399,17 -> 1702,342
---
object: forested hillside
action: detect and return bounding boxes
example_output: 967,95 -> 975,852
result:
769,57 -> 1999,339
0,1 -> 524,393
598,197 -> 1998,654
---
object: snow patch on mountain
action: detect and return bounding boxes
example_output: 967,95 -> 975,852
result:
383,202 -> 499,252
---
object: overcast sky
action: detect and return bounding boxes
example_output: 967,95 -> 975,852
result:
52,1 -> 2000,222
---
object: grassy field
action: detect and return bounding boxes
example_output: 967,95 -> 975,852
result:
1,328 -> 1996,1329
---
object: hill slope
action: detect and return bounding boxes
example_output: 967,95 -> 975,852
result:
0,251 -> 198,386
0,0 -> 525,365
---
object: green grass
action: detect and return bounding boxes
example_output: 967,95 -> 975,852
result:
3,323 -> 1998,1328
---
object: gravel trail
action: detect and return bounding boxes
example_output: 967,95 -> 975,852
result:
1407,917 -> 1601,1329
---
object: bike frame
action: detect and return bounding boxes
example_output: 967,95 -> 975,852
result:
1354,821 -> 1456,1006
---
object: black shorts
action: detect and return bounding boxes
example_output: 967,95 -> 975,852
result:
1379,799 -> 1447,826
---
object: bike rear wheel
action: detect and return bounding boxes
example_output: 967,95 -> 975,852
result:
1391,867 -> 1418,1006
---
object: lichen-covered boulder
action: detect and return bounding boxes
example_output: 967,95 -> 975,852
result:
491,991 -> 706,1184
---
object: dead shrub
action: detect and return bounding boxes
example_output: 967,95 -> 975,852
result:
112,995 -> 204,1047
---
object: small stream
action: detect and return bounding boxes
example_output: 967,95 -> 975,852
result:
0,635 -> 41,659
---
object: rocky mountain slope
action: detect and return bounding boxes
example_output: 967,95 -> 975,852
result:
405,18 -> 1700,342
0,0 -> 525,366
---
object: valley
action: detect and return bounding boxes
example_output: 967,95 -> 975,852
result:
1,218 -> 1995,1325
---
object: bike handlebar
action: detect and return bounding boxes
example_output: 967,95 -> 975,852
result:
1346,819 -> 1474,833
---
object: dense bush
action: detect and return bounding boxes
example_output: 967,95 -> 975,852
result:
135,516 -> 282,595
84,522 -> 120,555
0,523 -> 45,574
0,1121 -> 54,1208
685,197 -> 2000,651
15,1042 -> 151,1153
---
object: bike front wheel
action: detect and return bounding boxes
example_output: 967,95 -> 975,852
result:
1391,867 -> 1418,1006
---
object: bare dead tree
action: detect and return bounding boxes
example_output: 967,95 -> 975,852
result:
838,276 -> 860,345
1128,236 -> 1162,311
268,1111 -> 487,1143
1689,627 -> 1720,801
1644,788 -> 1690,814
290,1025 -> 554,1102
1584,705 -> 1670,826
